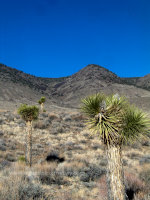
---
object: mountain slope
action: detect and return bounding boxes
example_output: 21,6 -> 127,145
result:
122,74 -> 150,91
0,63 -> 67,109
1,63 -> 150,111
49,65 -> 150,109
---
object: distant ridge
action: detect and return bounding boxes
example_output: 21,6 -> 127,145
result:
0,63 -> 150,110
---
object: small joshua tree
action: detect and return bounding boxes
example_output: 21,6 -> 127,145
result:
18,104 -> 39,167
81,93 -> 150,200
38,97 -> 46,112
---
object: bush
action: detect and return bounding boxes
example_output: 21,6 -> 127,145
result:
18,156 -> 25,162
139,155 -> 150,164
0,130 -> 4,136
38,164 -> 66,185
48,113 -> 60,121
79,164 -> 105,182
34,120 -> 50,129
0,171 -> 48,200
5,153 -> 16,162
124,172 -> 146,199
0,160 -> 11,171
140,169 -> 150,185
0,117 -> 3,125
18,183 -> 46,200
6,114 -> 14,122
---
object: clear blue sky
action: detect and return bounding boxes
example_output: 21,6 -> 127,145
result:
0,0 -> 150,78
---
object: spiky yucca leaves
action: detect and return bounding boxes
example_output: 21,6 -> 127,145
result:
81,93 -> 150,146
121,106 -> 150,143
38,96 -> 46,104
18,104 -> 39,122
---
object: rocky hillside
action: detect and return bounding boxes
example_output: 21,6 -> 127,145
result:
0,63 -> 66,110
1,63 -> 150,111
123,74 -> 150,91
49,64 -> 150,109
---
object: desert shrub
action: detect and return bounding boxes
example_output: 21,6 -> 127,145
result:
0,160 -> 11,170
18,183 -> 46,200
0,130 -> 4,136
38,164 -> 66,185
91,143 -> 101,150
50,122 -> 65,134
127,152 -> 141,160
139,155 -> 150,164
40,112 -> 48,118
124,172 -> 146,200
0,117 -> 3,124
17,119 -> 25,127
79,164 -> 105,182
83,181 -> 97,188
0,139 -> 6,151
48,113 -> 60,121
141,140 -> 150,146
99,159 -> 107,167
6,114 -> 15,122
5,153 -> 16,162
71,114 -> 85,122
0,171 -> 47,200
57,161 -> 86,178
34,120 -> 50,129
140,169 -> 150,185
18,156 -> 26,162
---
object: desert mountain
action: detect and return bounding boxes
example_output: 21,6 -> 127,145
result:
123,74 -> 150,91
0,63 -> 150,111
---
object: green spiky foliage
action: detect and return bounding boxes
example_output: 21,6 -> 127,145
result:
38,96 -> 46,105
18,104 -> 39,122
81,93 -> 150,146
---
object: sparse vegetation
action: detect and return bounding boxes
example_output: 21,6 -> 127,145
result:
0,96 -> 149,200
0,167 -> 48,200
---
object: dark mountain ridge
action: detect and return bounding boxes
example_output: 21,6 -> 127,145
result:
0,63 -> 66,91
0,63 -> 150,110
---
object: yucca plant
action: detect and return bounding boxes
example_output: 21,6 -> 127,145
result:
38,97 -> 46,112
81,93 -> 150,200
18,104 -> 39,167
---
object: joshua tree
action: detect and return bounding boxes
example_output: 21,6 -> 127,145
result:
38,96 -> 46,112
18,104 -> 39,167
81,93 -> 150,200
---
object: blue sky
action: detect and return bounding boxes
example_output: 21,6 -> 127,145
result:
0,0 -> 150,78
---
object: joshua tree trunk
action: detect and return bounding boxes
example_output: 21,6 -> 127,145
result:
41,103 -> 44,112
26,121 -> 32,167
106,145 -> 126,200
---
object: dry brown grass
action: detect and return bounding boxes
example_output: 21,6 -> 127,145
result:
0,108 -> 150,200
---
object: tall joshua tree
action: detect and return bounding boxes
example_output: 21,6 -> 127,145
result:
81,93 -> 150,200
38,96 -> 46,112
18,104 -> 39,167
